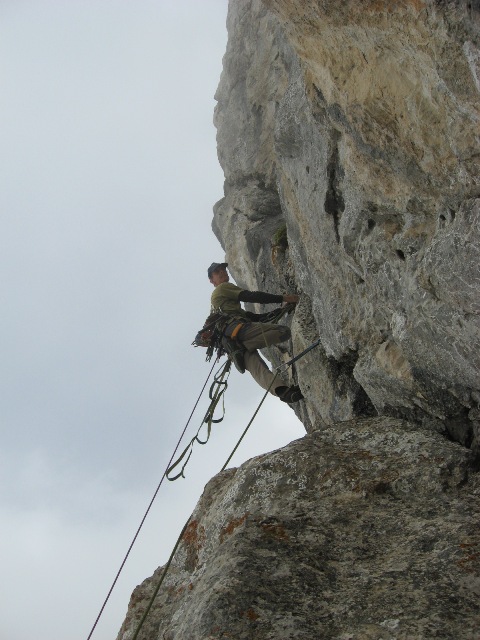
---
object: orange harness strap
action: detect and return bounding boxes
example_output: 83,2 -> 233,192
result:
230,323 -> 244,340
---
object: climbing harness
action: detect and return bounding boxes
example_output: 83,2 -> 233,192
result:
169,303 -> 297,479
192,303 -> 295,364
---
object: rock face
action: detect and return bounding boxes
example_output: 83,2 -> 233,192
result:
118,419 -> 480,640
214,0 -> 480,448
118,2 -> 480,638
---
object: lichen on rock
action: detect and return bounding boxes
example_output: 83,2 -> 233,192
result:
117,419 -> 479,639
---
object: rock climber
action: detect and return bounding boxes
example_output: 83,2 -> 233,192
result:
208,262 -> 304,403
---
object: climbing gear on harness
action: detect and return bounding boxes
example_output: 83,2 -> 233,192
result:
229,322 -> 244,339
166,360 -> 232,481
192,303 -> 296,365
192,312 -> 226,353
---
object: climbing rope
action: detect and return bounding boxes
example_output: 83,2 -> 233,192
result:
166,360 -> 232,481
130,373 -> 279,640
129,337 -> 321,640
85,359 -> 218,640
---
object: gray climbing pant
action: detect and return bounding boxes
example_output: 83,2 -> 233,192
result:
236,322 -> 291,395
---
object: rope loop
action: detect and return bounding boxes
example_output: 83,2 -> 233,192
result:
166,360 -> 231,481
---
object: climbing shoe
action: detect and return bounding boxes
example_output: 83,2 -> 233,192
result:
277,385 -> 304,403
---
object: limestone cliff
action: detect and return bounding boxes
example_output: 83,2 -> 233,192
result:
214,0 -> 480,447
118,2 -> 480,638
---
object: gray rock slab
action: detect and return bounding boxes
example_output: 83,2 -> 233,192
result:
213,0 -> 480,450
117,418 -> 479,639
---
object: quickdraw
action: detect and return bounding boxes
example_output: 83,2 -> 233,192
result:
192,313 -> 229,362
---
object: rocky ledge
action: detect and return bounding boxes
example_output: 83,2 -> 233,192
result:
117,418 -> 479,639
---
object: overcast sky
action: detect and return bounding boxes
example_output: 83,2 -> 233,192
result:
0,2 -> 305,639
